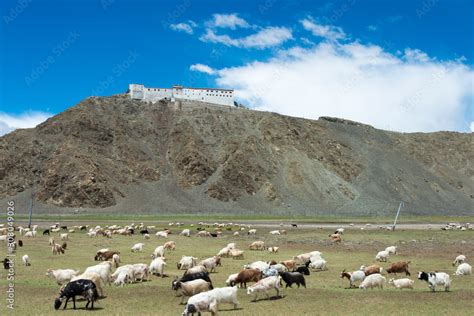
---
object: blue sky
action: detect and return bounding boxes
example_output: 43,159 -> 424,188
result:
0,0 -> 473,134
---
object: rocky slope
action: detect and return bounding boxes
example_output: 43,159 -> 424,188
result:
0,95 -> 472,216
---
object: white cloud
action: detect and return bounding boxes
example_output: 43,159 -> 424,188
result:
367,25 -> 378,31
200,26 -> 292,49
200,29 -> 239,46
404,48 -> 431,63
190,63 -> 215,75
0,111 -> 53,136
211,41 -> 473,132
210,13 -> 250,29
240,27 -> 293,49
301,18 -> 346,41
170,22 -> 194,34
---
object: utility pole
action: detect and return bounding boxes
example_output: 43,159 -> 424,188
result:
28,191 -> 35,229
392,201 -> 404,231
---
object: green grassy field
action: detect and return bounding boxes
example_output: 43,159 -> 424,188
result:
1,222 -> 473,315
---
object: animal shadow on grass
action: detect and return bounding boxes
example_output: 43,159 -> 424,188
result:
65,307 -> 104,311
251,295 -> 286,303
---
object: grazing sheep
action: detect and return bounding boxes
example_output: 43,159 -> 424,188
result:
182,287 -> 239,316
149,257 -> 166,276
217,247 -> 230,258
54,279 -> 98,310
229,249 -> 244,260
452,255 -> 466,266
151,246 -> 165,259
180,229 -> 191,237
52,243 -> 65,255
244,261 -> 269,272
269,230 -> 280,235
375,250 -> 390,262
418,271 -> 451,291
340,269 -> 366,288
294,251 -> 322,264
249,241 -> 265,251
454,263 -> 472,276
334,228 -> 344,234
270,263 -> 288,273
131,243 -> 144,252
22,254 -> 31,266
268,246 -> 279,253
60,233 -> 68,241
308,258 -> 327,271
24,231 -> 36,238
185,265 -> 208,275
178,256 -> 198,270
247,229 -> 257,235
359,273 -> 386,290
164,241 -> 176,251
172,272 -> 213,290
199,256 -> 221,273
112,254 -> 120,268
71,272 -> 104,297
173,279 -> 212,304
385,246 -> 397,255
46,269 -> 80,285
389,278 -> 414,289
225,273 -> 239,286
131,263 -> 149,282
83,261 -> 113,286
386,261 -> 411,276
156,231 -> 169,238
247,275 -> 281,301
233,269 -> 262,288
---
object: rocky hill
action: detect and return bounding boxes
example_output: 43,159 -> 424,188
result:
0,95 -> 472,216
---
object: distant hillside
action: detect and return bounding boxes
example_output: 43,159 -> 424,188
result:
0,95 -> 472,216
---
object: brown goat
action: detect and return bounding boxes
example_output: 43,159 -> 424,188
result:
233,268 -> 262,288
95,251 -> 120,261
363,265 -> 383,276
329,234 -> 342,242
386,261 -> 411,276
281,260 -> 297,271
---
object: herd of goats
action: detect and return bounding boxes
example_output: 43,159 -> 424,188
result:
0,221 -> 472,315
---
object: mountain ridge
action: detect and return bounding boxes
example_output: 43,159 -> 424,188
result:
1,95 -> 472,216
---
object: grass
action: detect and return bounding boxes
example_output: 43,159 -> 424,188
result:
0,222 -> 473,315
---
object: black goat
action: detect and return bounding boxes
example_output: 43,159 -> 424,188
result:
18,240 -> 23,247
61,226 -> 68,231
210,233 -> 218,237
54,279 -> 98,310
172,272 -> 213,290
140,229 -> 149,235
43,229 -> 50,236
291,223 -> 298,228
279,272 -> 306,288
296,266 -> 310,275
2,258 -> 11,270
